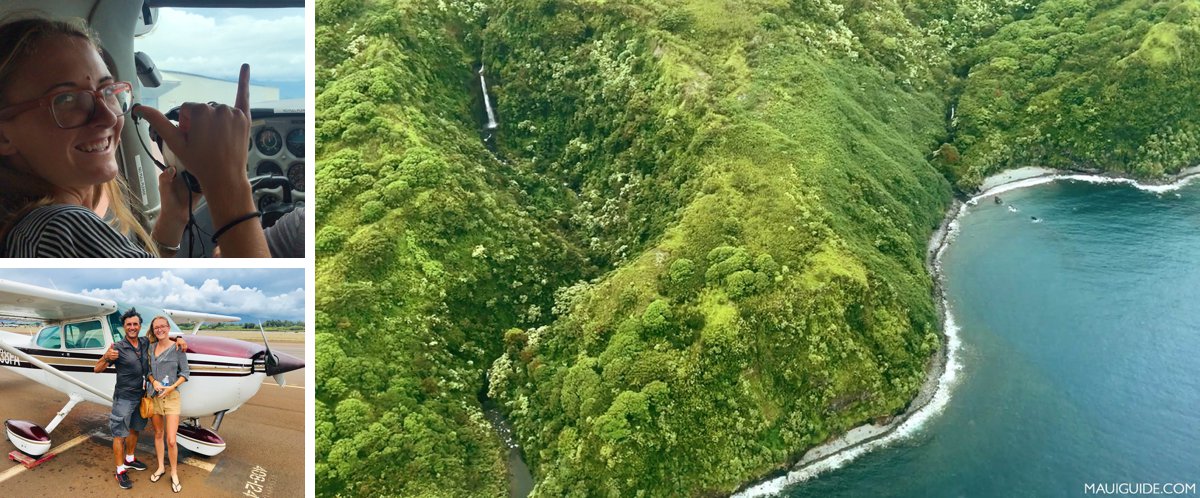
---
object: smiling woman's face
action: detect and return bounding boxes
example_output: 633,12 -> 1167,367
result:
0,36 -> 123,192
152,317 -> 171,339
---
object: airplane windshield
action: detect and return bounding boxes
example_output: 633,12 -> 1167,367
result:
134,7 -> 305,112
109,303 -> 183,342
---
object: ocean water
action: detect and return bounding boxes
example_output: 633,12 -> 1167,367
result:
782,179 -> 1200,497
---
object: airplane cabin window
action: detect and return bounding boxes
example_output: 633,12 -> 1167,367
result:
63,321 -> 106,350
107,313 -> 125,344
35,325 -> 62,349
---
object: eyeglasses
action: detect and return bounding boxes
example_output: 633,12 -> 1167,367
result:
0,81 -> 133,129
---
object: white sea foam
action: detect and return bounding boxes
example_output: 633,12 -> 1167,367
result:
733,169 -> 1199,498
975,171 -> 1200,199
1053,173 -> 1200,194
735,216 -> 968,498
734,308 -> 964,497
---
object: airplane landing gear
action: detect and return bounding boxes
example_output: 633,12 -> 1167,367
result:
4,393 -> 83,456
177,418 -> 226,456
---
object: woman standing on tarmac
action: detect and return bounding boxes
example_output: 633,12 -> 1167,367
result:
146,316 -> 190,493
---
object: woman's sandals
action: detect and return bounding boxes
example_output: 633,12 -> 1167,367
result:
171,475 -> 182,493
150,469 -> 166,483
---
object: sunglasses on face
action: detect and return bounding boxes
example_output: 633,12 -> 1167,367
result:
0,81 -> 133,129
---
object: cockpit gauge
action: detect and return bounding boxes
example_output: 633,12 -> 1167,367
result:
286,129 -> 304,158
256,161 -> 283,177
288,163 -> 304,192
254,128 -> 283,156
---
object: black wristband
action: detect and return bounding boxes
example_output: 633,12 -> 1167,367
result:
211,211 -> 262,244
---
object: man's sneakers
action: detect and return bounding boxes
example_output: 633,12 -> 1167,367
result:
115,470 -> 133,489
125,458 -> 148,471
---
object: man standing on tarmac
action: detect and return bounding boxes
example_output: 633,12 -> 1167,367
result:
93,308 -> 186,489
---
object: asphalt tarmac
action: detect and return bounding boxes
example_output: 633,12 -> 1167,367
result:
0,343 -> 305,497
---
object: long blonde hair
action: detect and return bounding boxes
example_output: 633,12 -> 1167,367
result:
0,14 -> 156,255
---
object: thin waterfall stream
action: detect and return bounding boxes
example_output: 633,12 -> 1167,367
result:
479,65 -> 498,130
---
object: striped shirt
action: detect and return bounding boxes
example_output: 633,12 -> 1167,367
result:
2,204 -> 152,258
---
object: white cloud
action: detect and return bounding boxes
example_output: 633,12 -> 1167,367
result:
134,8 -> 304,82
80,271 -> 304,321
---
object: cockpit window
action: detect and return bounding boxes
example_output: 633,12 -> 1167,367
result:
35,325 -> 62,349
134,7 -> 305,112
64,320 -> 106,350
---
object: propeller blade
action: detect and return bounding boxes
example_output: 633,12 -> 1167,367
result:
258,322 -> 279,373
272,374 -> 287,387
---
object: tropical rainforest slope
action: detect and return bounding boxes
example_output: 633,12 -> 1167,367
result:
314,0 -> 1200,496
947,0 -> 1200,187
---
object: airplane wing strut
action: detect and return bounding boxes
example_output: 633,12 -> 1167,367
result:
0,340 -> 113,403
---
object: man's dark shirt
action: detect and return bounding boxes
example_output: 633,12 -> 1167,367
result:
110,336 -> 148,401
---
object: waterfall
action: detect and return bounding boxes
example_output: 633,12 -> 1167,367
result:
479,66 -> 499,130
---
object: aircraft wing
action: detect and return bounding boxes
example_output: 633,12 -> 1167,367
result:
166,309 -> 240,323
0,279 -> 117,321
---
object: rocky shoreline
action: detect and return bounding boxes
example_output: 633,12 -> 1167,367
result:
731,185 -> 965,497
733,164 -> 1200,497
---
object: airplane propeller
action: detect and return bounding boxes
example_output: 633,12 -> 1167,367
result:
257,322 -> 286,387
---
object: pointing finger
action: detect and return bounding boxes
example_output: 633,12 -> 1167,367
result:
235,63 -> 251,118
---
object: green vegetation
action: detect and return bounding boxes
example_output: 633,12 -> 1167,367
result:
315,0 -> 1200,496
947,0 -> 1200,187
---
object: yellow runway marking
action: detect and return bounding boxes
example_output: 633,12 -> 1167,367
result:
181,456 -> 215,472
0,434 -> 90,483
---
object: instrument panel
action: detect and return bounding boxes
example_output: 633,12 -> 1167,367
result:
247,108 -> 304,225
248,115 -> 304,193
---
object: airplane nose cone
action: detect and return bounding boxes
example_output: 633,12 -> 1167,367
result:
265,350 -> 304,376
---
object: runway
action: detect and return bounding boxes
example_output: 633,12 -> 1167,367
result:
0,342 -> 305,497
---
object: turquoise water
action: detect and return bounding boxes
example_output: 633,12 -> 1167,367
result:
783,179 -> 1200,497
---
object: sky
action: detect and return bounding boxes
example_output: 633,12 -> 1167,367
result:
135,7 -> 305,99
0,269 -> 304,322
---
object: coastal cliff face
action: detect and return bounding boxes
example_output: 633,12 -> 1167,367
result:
314,0 -> 1200,496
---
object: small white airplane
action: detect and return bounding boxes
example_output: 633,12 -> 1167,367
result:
0,279 -> 303,458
